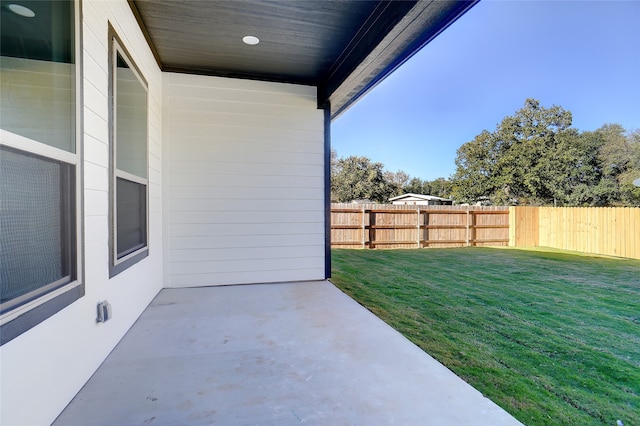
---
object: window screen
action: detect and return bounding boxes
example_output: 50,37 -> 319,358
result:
116,177 -> 147,258
0,147 -> 75,312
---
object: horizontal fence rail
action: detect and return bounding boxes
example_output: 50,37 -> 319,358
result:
331,204 -> 509,249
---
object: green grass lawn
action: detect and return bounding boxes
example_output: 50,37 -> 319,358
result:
330,247 -> 640,426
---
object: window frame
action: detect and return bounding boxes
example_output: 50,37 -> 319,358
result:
108,25 -> 149,278
0,0 -> 83,345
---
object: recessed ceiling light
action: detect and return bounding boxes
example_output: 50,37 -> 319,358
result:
242,36 -> 260,46
7,3 -> 35,17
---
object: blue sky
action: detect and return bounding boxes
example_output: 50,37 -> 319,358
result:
331,0 -> 640,181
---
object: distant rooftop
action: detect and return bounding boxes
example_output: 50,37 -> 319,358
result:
389,193 -> 452,202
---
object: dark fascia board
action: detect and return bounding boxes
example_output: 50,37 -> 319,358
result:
317,1 -> 417,108
328,0 -> 479,119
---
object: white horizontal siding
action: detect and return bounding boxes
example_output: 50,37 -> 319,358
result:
164,73 -> 325,287
169,269 -> 324,288
169,209 -> 324,224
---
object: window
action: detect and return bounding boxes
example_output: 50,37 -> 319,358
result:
109,28 -> 148,277
0,0 -> 82,345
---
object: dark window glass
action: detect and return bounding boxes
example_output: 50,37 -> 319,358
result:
0,0 -> 74,62
116,177 -> 146,259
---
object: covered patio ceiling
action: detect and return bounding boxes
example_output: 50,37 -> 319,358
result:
129,0 -> 477,117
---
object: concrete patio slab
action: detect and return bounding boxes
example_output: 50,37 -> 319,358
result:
54,281 -> 522,425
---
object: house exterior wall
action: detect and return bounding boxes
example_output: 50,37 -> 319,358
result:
392,200 -> 438,206
390,196 -> 453,206
0,1 -> 163,425
163,73 -> 326,287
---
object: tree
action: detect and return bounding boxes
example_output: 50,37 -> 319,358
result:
403,177 -> 425,194
384,170 -> 410,198
330,148 -> 339,177
331,156 -> 393,202
491,98 -> 574,204
428,178 -> 453,198
450,98 -> 620,206
597,126 -> 640,205
451,130 -> 499,203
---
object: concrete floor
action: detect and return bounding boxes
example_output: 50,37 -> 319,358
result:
54,281 -> 522,426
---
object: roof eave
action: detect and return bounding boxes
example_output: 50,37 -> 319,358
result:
327,0 -> 478,119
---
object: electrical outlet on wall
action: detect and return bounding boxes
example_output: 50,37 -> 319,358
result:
96,301 -> 112,323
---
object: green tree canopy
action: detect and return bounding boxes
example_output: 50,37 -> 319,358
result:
331,103 -> 639,207
384,170 -> 410,198
331,156 -> 393,202
452,99 -> 639,206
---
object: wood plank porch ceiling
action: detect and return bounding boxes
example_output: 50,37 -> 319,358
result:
130,0 -> 477,117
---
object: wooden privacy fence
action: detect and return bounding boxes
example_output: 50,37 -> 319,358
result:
510,206 -> 640,260
332,204 -> 639,259
331,204 -> 509,249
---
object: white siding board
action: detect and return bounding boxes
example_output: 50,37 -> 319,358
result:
82,17 -> 107,68
84,215 -> 108,245
168,152 -> 322,168
167,90 -> 316,107
166,123 -> 323,147
168,110 -> 321,130
166,95 -> 316,114
165,75 -> 314,97
169,210 -> 324,225
170,245 -> 323,262
84,189 -> 109,217
169,256 -> 323,275
83,106 -> 108,144
83,239 -> 109,283
169,174 -> 323,190
170,139 -> 324,156
169,161 -> 323,177
167,185 -> 324,201
169,222 -> 323,237
83,134 -> 108,168
169,233 -> 324,250
168,199 -> 322,213
84,161 -> 108,192
169,268 -> 324,288
83,79 -> 108,122
165,74 -> 325,288
82,46 -> 107,92
169,151 -> 322,166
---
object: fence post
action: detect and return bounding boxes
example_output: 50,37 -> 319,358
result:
466,208 -> 470,247
361,206 -> 366,248
416,207 -> 421,248
508,206 -> 516,246
368,209 -> 374,249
